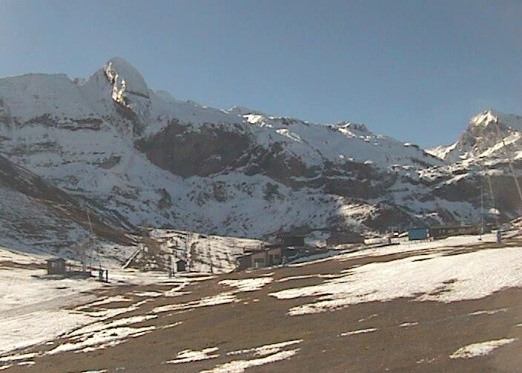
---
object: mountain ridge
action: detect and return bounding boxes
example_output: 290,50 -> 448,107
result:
0,57 -> 520,259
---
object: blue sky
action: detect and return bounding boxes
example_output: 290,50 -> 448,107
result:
1,0 -> 521,147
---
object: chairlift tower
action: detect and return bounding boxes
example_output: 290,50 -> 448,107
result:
480,185 -> 484,237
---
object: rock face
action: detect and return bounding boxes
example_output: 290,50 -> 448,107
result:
0,58 -> 520,254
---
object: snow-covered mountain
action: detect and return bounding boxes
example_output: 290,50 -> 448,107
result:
0,57 -> 520,256
428,109 -> 522,163
427,109 -> 522,217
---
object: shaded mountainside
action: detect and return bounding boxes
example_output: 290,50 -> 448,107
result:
0,58 -> 520,258
0,154 -> 136,259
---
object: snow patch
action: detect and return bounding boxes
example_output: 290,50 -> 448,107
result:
152,293 -> 238,314
468,308 -> 507,316
203,340 -> 302,373
219,277 -> 273,292
271,246 -> 522,315
340,328 -> 377,336
48,325 -> 156,354
203,350 -> 299,373
166,347 -> 219,364
227,340 -> 302,357
449,338 -> 517,359
399,322 -> 419,327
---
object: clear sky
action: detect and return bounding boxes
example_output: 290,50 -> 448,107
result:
1,0 -> 521,147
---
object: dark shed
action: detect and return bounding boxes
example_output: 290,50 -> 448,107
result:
278,234 -> 305,247
46,258 -> 67,275
176,259 -> 187,272
236,253 -> 253,271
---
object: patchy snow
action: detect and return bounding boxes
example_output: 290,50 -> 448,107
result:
152,293 -> 238,314
277,274 -> 340,282
0,245 -> 197,358
132,291 -> 163,297
166,347 -> 219,364
67,314 -> 157,338
219,277 -> 273,292
340,328 -> 377,336
227,340 -> 302,357
338,234 -> 497,261
468,308 -> 507,316
271,246 -> 522,315
0,353 -> 38,364
203,350 -> 299,373
49,325 -> 156,355
0,247 -> 102,354
203,340 -> 302,373
450,338 -> 517,359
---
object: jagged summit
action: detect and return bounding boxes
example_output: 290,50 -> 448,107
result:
104,57 -> 149,99
470,109 -> 502,128
427,108 -> 522,162
470,109 -> 522,132
225,106 -> 266,117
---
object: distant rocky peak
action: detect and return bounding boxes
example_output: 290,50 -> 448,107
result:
470,109 -> 522,132
470,109 -> 501,128
438,108 -> 522,162
104,57 -> 149,99
226,106 -> 263,116
346,122 -> 370,133
332,122 -> 372,138
102,57 -> 152,130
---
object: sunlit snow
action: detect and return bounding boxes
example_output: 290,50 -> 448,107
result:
449,339 -> 517,359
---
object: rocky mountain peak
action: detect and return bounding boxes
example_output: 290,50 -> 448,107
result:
104,57 -> 149,100
428,108 -> 522,162
469,109 -> 501,128
95,57 -> 153,134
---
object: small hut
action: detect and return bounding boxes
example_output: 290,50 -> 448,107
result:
176,259 -> 187,272
46,258 -> 67,275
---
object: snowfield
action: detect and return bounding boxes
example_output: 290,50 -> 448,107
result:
272,235 -> 522,315
0,245 -> 201,359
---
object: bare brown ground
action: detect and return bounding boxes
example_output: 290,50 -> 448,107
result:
4,239 -> 522,373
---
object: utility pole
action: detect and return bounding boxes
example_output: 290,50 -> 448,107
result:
85,209 -> 94,272
480,184 -> 484,238
185,232 -> 192,272
486,172 -> 499,228
208,238 -> 213,274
